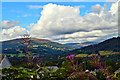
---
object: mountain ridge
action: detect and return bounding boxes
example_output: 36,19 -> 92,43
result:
1,38 -> 52,43
1,37 -> 75,61
66,37 -> 120,55
64,41 -> 98,48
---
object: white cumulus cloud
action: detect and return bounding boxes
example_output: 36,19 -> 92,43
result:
0,20 -> 20,29
1,26 -> 28,41
29,2 -> 118,43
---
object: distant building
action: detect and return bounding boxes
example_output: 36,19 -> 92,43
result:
0,55 -> 12,69
38,66 -> 59,74
46,66 -> 59,70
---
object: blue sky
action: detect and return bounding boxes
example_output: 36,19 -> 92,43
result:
2,2 -> 106,30
3,0 -> 118,2
2,0 -> 107,2
1,2 -> 118,43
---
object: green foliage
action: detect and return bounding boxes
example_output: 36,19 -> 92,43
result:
2,57 -> 120,80
106,59 -> 120,73
96,71 -> 106,80
18,53 -> 25,57
49,67 -> 67,79
68,74 -> 88,80
86,60 -> 94,70
106,66 -> 114,74
2,67 -> 37,79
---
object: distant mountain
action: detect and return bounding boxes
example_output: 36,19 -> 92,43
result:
64,42 -> 98,48
1,38 -> 74,51
63,37 -> 120,56
1,38 -> 74,61
82,42 -> 98,45
64,43 -> 83,48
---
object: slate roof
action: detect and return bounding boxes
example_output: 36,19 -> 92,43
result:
0,55 -> 5,64
46,66 -> 59,70
0,55 -> 12,69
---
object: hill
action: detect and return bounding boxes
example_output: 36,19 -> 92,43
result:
63,37 -> 120,57
1,38 -> 74,62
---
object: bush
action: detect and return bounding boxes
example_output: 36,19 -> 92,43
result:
96,71 -> 106,80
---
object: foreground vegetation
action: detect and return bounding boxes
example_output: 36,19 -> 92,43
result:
1,53 -> 120,80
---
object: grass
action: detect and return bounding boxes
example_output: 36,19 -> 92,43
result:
18,53 -> 25,57
99,51 -> 119,56
33,45 -> 39,47
75,51 -> 119,58
6,54 -> 16,57
76,54 -> 88,57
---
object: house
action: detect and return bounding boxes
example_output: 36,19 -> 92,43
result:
0,55 -> 12,69
38,66 -> 59,74
46,66 -> 59,70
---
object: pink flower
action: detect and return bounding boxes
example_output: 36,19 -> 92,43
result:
66,54 -> 75,59
66,56 -> 71,59
70,54 -> 75,58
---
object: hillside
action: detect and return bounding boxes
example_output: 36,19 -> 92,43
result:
63,37 -> 120,57
1,37 -> 120,62
1,38 -> 74,61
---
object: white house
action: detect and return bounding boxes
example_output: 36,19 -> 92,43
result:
0,55 -> 12,69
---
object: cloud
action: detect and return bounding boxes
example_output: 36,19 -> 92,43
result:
1,26 -> 28,41
27,23 -> 35,28
29,2 -> 118,43
91,4 -> 104,14
109,1 -> 119,15
0,20 -> 20,29
50,28 -> 118,43
1,2 -> 118,43
30,3 -> 81,37
23,14 -> 31,17
28,5 -> 43,9
74,5 -> 85,8
106,0 -> 118,2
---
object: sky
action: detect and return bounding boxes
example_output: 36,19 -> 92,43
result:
2,0 -> 118,2
0,1 -> 119,44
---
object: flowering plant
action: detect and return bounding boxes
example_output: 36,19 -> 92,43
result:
66,54 -> 75,59
66,54 -> 97,80
66,54 -> 80,71
89,55 -> 114,80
